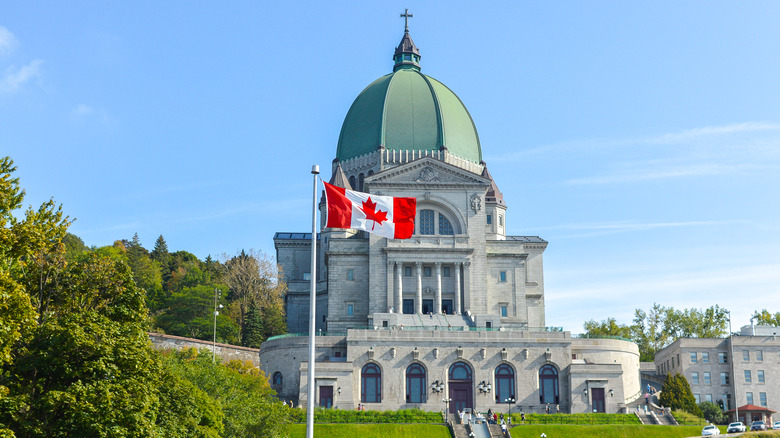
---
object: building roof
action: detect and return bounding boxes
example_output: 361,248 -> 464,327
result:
726,404 -> 777,413
336,31 -> 482,165
273,232 -> 319,240
506,236 -> 548,243
481,165 -> 506,206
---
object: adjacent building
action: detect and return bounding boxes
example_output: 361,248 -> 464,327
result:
654,324 -> 780,424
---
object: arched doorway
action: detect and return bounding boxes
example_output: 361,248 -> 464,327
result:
448,361 -> 473,414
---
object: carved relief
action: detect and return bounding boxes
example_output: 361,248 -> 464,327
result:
417,166 -> 441,182
470,193 -> 482,213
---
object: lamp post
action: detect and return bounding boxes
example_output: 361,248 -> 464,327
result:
212,288 -> 223,364
728,310 -> 739,423
505,397 -> 516,417
443,397 -> 452,416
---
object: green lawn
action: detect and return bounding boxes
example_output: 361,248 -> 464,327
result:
509,424 -> 718,437
287,424 -> 451,438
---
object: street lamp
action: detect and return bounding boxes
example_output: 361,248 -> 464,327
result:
443,397 -> 452,416
505,396 -> 516,416
431,380 -> 445,394
213,288 -> 223,364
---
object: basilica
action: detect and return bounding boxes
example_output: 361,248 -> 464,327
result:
259,24 -> 640,415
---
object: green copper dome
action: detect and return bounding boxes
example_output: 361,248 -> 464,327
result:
336,32 -> 482,164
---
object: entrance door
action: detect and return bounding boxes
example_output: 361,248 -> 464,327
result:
403,299 -> 414,314
591,388 -> 605,413
450,382 -> 472,414
423,299 -> 433,314
319,386 -> 333,408
442,300 -> 453,314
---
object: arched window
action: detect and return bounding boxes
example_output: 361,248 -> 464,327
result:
539,364 -> 559,404
419,210 -> 435,235
367,170 -> 374,176
439,214 -> 454,235
358,173 -> 365,191
349,176 -> 356,189
361,363 -> 381,403
272,371 -> 283,387
494,364 -> 514,403
449,361 -> 472,381
406,363 -> 426,403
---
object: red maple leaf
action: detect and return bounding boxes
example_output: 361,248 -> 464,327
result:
361,197 -> 388,230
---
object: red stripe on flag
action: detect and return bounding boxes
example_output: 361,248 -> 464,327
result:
392,196 -> 417,239
324,182 -> 352,229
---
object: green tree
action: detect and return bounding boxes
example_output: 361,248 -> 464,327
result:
631,304 -> 669,361
699,401 -> 725,424
155,284 -> 239,344
61,232 -> 88,262
582,317 -> 633,339
663,305 -> 729,339
165,348 -> 290,437
659,372 -> 701,416
752,309 -> 780,327
223,250 -> 287,345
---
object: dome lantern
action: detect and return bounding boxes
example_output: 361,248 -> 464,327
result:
393,9 -> 421,72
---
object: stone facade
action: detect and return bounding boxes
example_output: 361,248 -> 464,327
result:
654,325 -> 780,423
149,332 -> 261,366
260,28 -> 642,415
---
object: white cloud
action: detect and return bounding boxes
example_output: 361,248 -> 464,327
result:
70,103 -> 116,126
534,219 -> 749,238
0,26 -> 17,55
647,122 -> 780,145
561,162 -> 766,185
0,59 -> 43,93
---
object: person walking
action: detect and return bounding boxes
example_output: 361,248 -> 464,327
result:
644,392 -> 649,405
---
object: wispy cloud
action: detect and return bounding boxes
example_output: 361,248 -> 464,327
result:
647,122 -> 780,144
562,162 -> 771,185
535,219 -> 749,238
0,59 -> 43,94
171,198 -> 309,223
0,26 -> 17,55
70,103 -> 116,126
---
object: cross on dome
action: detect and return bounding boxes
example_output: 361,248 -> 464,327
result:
400,9 -> 413,33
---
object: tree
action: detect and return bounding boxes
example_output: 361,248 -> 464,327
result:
582,317 -> 633,339
155,284 -> 239,344
699,401 -> 725,424
223,250 -> 287,345
151,234 -> 171,266
659,372 -> 700,416
662,305 -> 729,339
752,309 -> 780,327
631,304 -> 669,361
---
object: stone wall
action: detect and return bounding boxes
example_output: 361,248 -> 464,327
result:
148,332 -> 260,367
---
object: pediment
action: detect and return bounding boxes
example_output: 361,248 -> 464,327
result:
366,157 -> 490,188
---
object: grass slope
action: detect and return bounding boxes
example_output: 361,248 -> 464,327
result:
287,424 -> 451,438
509,424 -> 715,437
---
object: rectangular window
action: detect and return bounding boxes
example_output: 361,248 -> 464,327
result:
690,352 -> 698,363
692,372 -> 699,385
347,269 -> 354,280
499,271 -> 507,282
760,392 -> 767,407
500,305 -> 508,317
720,372 -> 729,385
694,394 -> 700,403
746,392 -> 754,405
702,352 -> 709,363
499,215 -> 503,226
758,370 -> 765,383
677,354 -> 680,367
443,266 -> 451,277
756,350 -> 763,362
486,214 -> 492,225
745,370 -> 752,383
672,356 -> 675,368
404,266 -> 412,277
423,267 -> 432,277
718,352 -> 728,364
347,303 -> 354,316
705,394 -> 713,403
704,372 -> 711,385
743,350 -> 750,361
722,393 -> 731,410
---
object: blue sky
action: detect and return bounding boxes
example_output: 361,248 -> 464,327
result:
3,2 -> 779,333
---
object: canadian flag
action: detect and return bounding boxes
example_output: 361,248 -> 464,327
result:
324,182 -> 416,239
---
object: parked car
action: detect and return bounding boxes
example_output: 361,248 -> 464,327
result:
726,422 -> 746,433
773,420 -> 780,430
751,420 -> 767,431
702,424 -> 721,436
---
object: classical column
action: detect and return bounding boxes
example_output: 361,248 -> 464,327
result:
415,262 -> 423,314
454,262 -> 462,315
395,262 -> 403,313
434,262 -> 442,314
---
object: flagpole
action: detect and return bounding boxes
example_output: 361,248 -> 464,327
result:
306,165 -> 319,438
